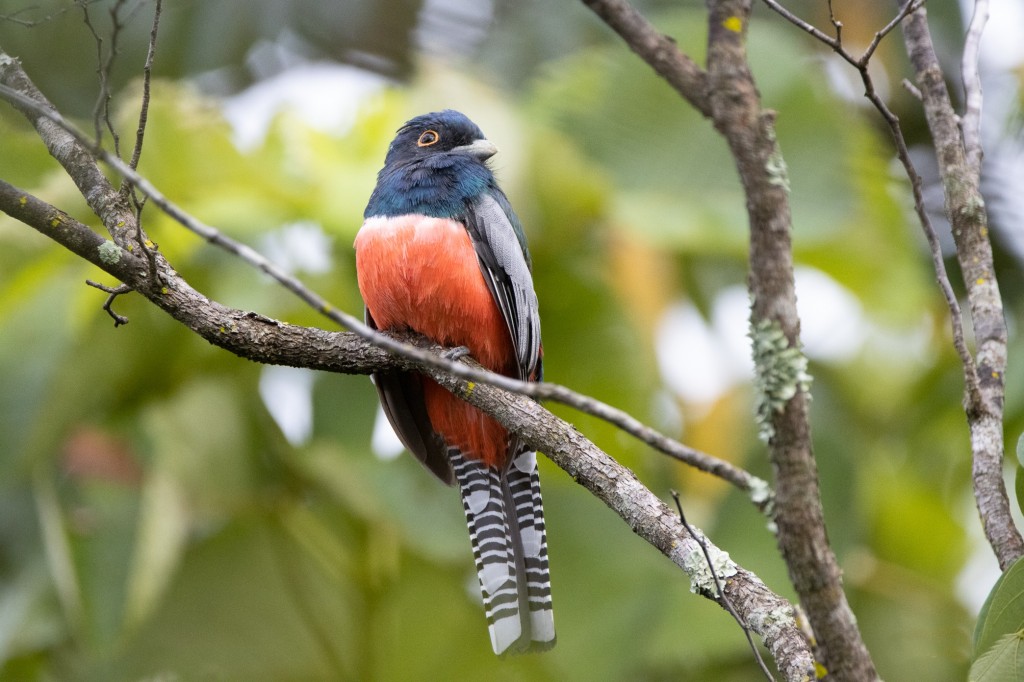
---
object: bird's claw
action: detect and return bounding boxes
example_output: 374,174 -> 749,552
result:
443,346 -> 472,362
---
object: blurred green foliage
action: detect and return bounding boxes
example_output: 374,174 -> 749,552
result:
2,1 -> 1023,680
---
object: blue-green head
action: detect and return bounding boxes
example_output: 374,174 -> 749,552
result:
365,110 -> 499,219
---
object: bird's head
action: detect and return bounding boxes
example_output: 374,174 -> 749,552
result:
382,110 -> 498,168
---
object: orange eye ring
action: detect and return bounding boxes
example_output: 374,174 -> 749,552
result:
417,129 -> 440,147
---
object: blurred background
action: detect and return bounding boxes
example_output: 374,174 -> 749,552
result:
2,0 -> 1024,679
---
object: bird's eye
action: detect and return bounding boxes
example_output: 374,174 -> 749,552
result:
417,130 -> 440,147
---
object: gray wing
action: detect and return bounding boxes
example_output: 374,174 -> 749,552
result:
465,192 -> 542,382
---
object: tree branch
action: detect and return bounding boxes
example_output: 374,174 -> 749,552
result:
700,2 -> 877,678
0,51 -> 137,248
761,1 -> 979,414
900,3 -> 1022,569
764,0 -> 1021,573
580,0 -> 711,117
574,0 -> 875,677
960,0 -> 988,173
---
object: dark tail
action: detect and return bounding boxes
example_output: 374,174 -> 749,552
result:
449,448 -> 555,655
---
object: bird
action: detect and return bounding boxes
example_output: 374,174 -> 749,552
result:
353,110 -> 555,655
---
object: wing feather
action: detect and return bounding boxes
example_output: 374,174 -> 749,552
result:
464,192 -> 542,383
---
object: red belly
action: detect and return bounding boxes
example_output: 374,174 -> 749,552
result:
355,215 -> 515,467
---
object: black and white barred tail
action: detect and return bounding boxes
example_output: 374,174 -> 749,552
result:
449,448 -> 555,655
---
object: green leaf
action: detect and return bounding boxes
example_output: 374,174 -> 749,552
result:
1016,465 -> 1024,520
1015,434 -> 1024,517
975,557 -> 1024,656
970,631 -> 1024,682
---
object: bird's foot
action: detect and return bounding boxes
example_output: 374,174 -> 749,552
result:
442,345 -> 472,362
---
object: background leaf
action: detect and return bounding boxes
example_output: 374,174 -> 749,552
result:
975,557 -> 1024,657
970,631 -> 1024,682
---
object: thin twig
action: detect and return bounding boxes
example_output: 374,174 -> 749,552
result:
78,0 -> 120,154
671,490 -> 774,681
0,76 -> 773,509
760,0 -> 981,415
902,78 -> 923,101
0,4 -> 81,27
765,0 -> 1019,570
761,0 -> 923,69
859,81 -> 980,403
0,49 -> 137,248
127,0 -> 160,177
85,279 -> 132,326
825,0 -> 842,43
961,0 -> 989,172
761,0 -> 843,57
859,0 -> 925,65
125,0 -> 163,282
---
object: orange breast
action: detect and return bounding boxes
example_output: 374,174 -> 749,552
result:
355,214 -> 516,466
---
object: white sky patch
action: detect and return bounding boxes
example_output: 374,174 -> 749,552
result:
259,365 -> 317,446
966,0 -> 1024,70
225,60 -> 386,453
651,387 -> 685,437
862,313 -> 936,369
656,300 -> 748,405
955,474 -> 1024,615
956,515 -> 1002,614
794,267 -> 867,361
657,267 -> 866,405
821,49 -> 890,105
260,221 -> 334,276
222,62 -> 386,150
371,406 -> 405,460
711,285 -> 757,372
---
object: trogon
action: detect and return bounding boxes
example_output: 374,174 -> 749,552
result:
354,110 -> 555,655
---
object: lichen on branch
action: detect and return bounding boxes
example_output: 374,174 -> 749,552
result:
749,317 -> 811,443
